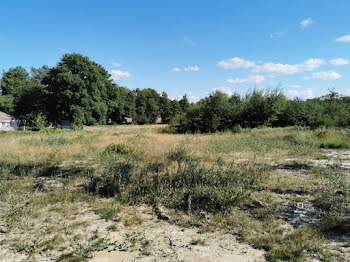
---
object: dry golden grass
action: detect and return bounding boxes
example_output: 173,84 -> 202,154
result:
0,126 -> 315,168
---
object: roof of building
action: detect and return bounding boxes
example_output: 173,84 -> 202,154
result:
0,111 -> 15,121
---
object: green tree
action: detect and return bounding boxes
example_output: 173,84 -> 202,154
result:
159,92 -> 172,124
107,86 -> 135,124
0,95 -> 14,115
1,66 -> 29,98
181,91 -> 232,133
241,90 -> 273,128
179,95 -> 190,113
43,53 -> 113,127
1,66 -> 49,122
133,88 -> 160,124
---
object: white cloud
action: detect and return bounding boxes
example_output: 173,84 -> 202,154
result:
184,37 -> 196,46
300,18 -> 314,28
289,84 -> 301,89
213,86 -> 233,96
189,96 -> 199,102
304,71 -> 341,80
184,65 -> 200,72
335,34 -> 350,42
217,57 -> 255,69
227,75 -> 265,84
287,89 -> 314,99
252,58 -> 325,77
270,32 -> 284,39
172,67 -> 181,72
329,58 -> 349,66
110,70 -> 131,81
112,61 -> 121,67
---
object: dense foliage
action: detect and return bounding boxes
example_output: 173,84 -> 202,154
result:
174,90 -> 350,133
1,53 -> 350,130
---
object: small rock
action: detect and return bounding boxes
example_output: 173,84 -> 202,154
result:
0,226 -> 7,233
154,204 -> 170,221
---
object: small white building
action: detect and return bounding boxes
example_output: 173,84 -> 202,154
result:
0,111 -> 18,131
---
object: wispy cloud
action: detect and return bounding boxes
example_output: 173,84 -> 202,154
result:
172,67 -> 181,72
335,34 -> 350,42
269,32 -> 284,39
329,58 -> 349,66
217,57 -> 255,69
227,75 -> 265,84
289,84 -> 301,89
184,65 -> 200,72
112,61 -> 121,67
110,70 -> 131,81
184,37 -> 196,46
304,71 -> 341,80
300,18 -> 314,28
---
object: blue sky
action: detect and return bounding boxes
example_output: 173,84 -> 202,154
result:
1,0 -> 350,101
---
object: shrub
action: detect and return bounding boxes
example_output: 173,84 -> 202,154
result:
87,158 -> 267,213
167,144 -> 192,162
159,124 -> 180,134
103,143 -> 135,155
33,113 -> 47,130
232,124 -> 242,133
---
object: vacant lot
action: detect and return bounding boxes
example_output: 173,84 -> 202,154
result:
0,126 -> 349,262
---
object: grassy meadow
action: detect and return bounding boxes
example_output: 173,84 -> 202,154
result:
0,125 -> 349,262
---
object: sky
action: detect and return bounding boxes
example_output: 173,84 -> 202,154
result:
1,0 -> 350,101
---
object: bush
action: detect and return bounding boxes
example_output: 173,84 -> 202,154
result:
33,113 -> 47,130
232,124 -> 242,133
103,143 -> 135,155
159,124 -> 180,134
87,158 -> 268,213
167,144 -> 192,162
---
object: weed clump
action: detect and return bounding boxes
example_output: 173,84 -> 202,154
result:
167,144 -> 192,162
87,157 -> 268,214
103,143 -> 135,155
2,190 -> 32,225
312,166 -> 350,237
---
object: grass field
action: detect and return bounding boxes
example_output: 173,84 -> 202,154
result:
0,126 -> 349,262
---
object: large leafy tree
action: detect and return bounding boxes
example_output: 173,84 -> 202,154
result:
1,66 -> 29,98
1,66 -> 29,116
0,66 -> 48,121
107,86 -> 135,124
43,53 -> 114,126
133,88 -> 160,124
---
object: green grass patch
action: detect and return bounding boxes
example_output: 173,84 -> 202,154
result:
294,128 -> 350,149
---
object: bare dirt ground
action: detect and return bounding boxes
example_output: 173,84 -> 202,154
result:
0,204 -> 266,262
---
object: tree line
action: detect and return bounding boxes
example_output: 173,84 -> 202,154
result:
0,53 -> 189,127
174,90 -> 350,133
1,53 -> 349,132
